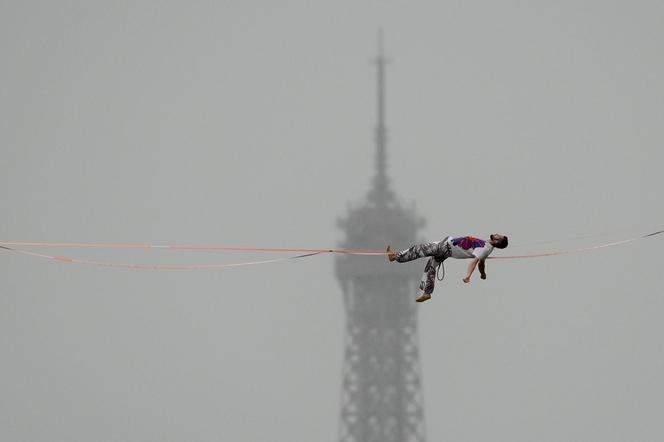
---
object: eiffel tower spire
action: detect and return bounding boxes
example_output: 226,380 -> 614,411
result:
368,29 -> 395,207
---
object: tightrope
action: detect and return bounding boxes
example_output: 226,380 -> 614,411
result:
490,230 -> 664,260
0,244 -> 327,270
0,242 -> 385,255
1,230 -> 662,270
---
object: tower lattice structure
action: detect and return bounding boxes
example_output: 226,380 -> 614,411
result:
335,38 -> 426,442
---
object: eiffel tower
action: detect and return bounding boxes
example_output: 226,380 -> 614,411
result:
335,35 -> 426,442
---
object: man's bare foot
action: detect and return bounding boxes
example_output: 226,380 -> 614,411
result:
386,245 -> 397,262
415,293 -> 431,302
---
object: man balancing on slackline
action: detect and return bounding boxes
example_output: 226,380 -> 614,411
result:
387,234 -> 509,302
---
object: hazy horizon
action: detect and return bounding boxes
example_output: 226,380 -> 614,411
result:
2,1 -> 664,441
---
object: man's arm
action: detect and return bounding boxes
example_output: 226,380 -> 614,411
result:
478,259 -> 487,280
463,258 -> 479,283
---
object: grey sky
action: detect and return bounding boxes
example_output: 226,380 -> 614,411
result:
2,1 -> 663,441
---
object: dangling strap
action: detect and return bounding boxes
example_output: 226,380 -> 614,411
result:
436,260 -> 445,281
435,240 -> 452,281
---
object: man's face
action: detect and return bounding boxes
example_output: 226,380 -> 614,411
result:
490,234 -> 505,244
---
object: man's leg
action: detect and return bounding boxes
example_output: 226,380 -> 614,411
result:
416,257 -> 442,302
392,241 -> 446,263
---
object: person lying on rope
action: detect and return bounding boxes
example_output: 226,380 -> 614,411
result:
386,234 -> 509,303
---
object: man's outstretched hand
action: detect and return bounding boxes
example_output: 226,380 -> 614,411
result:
464,273 -> 486,283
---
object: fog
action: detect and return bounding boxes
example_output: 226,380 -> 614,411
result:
2,1 -> 663,441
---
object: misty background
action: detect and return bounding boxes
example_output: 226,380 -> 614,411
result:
2,1 -> 663,441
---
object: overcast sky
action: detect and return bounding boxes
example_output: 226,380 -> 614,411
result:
2,1 -> 664,441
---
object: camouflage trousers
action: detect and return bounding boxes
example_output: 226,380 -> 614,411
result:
396,239 -> 452,295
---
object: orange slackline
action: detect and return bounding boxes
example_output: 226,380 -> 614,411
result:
1,230 -> 662,270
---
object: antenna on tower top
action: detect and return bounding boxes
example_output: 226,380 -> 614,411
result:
369,29 -> 394,207
378,28 -> 384,57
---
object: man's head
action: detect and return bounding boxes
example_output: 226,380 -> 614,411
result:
489,233 -> 508,249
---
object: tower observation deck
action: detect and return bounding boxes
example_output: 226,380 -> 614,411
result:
335,37 -> 426,442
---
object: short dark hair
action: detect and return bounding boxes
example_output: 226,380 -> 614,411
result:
495,236 -> 508,249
